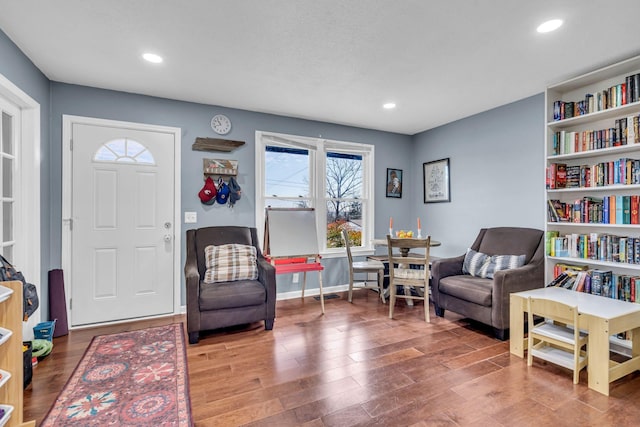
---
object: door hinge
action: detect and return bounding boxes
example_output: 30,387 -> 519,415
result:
70,298 -> 72,310
70,139 -> 73,150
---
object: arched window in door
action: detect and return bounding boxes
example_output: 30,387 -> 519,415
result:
94,138 -> 155,165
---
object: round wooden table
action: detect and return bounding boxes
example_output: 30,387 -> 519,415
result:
372,238 -> 441,256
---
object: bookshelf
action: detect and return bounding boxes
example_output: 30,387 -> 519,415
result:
0,281 -> 35,427
545,55 -> 640,356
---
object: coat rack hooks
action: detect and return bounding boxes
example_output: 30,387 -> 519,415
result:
203,158 -> 238,179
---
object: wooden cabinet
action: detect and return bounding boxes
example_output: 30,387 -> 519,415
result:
545,55 -> 640,355
0,281 -> 34,427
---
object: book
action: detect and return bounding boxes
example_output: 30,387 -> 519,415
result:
549,199 -> 568,222
546,272 -> 568,287
602,271 -> 613,298
610,195 -> 616,224
565,165 -> 581,188
561,275 -> 577,289
550,270 -> 580,289
574,271 -> 587,292
619,237 -> 627,263
555,163 -> 567,188
547,200 -> 560,222
545,230 -> 559,256
554,262 -> 589,275
565,102 -> 574,119
584,272 -> 592,294
591,270 -> 604,295
623,196 -> 631,224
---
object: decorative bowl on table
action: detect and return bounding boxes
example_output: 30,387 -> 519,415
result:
395,230 -> 414,238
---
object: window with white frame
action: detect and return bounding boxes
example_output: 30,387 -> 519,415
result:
256,131 -> 374,254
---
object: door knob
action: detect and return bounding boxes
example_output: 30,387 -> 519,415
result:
164,234 -> 172,242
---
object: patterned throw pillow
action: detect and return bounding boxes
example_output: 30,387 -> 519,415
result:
462,248 -> 491,277
487,254 -> 526,279
204,243 -> 259,284
462,249 -> 526,279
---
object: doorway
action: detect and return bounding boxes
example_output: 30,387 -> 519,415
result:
62,116 -> 181,326
0,73 -> 41,337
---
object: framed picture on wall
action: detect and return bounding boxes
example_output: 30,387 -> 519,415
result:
423,158 -> 450,203
386,168 -> 402,198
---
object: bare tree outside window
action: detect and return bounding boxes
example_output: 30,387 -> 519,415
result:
326,153 -> 363,248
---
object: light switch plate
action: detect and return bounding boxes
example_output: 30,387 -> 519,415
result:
184,212 -> 197,223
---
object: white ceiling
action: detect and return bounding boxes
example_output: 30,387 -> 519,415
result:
1,1 -> 639,135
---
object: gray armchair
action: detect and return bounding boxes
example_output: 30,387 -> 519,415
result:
431,227 -> 544,340
184,226 -> 276,344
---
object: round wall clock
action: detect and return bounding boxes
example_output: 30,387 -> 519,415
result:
211,114 -> 232,135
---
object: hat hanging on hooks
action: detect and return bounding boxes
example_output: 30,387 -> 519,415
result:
228,176 -> 242,208
198,176 -> 217,205
216,177 -> 230,204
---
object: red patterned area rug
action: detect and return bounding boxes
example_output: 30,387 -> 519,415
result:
41,323 -> 193,426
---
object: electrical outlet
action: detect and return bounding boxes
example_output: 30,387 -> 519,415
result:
292,273 -> 299,283
184,212 -> 197,223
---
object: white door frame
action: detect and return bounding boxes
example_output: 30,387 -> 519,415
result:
62,115 -> 182,327
0,73 -> 41,337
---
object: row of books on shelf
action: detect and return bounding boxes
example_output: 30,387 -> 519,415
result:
550,115 -> 639,155
547,264 -> 638,303
547,231 -> 640,264
547,195 -> 640,224
552,72 -> 640,121
546,158 -> 640,189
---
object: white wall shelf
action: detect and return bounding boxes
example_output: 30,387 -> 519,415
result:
545,56 -> 640,356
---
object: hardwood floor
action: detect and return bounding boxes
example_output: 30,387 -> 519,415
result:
24,290 -> 640,426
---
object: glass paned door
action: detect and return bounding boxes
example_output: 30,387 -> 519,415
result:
0,110 -> 15,262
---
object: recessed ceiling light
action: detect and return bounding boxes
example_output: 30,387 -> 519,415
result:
537,19 -> 563,33
142,53 -> 163,64
383,102 -> 396,110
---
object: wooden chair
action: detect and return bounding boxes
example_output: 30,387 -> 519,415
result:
387,235 -> 431,322
342,229 -> 385,303
527,296 -> 588,384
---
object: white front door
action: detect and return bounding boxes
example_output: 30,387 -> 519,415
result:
68,119 -> 178,326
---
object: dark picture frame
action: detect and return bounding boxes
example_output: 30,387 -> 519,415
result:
386,168 -> 402,198
423,158 -> 450,203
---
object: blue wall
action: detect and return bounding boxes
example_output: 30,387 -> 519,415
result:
412,93 -> 545,258
0,29 -> 51,311
48,83 -> 414,301
1,27 -> 547,314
